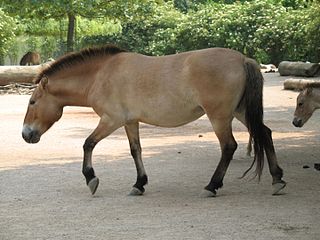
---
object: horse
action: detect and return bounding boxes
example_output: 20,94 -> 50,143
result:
293,85 -> 320,127
20,52 -> 41,65
22,45 -> 286,197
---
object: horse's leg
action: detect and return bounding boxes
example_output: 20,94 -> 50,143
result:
202,117 -> 237,197
263,125 -> 286,195
125,122 -> 148,196
82,117 -> 120,195
234,112 -> 286,195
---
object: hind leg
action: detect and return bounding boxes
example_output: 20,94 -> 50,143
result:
202,117 -> 238,197
234,112 -> 286,195
263,125 -> 286,195
125,122 -> 148,195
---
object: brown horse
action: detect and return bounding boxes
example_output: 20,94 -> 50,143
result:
22,46 -> 286,197
293,86 -> 320,127
20,52 -> 41,65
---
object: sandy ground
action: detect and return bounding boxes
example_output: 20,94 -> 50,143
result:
0,73 -> 319,240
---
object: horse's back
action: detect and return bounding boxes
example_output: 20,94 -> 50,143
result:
110,48 -> 246,88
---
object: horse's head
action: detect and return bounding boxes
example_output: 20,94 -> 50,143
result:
293,88 -> 315,128
22,77 -> 63,143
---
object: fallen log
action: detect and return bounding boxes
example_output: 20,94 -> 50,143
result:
278,61 -> 320,77
0,64 -> 49,86
283,78 -> 320,90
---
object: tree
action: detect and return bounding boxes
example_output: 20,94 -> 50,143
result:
81,1 -> 182,55
1,0 -> 142,53
0,9 -> 16,65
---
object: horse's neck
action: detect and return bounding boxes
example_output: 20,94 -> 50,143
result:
50,73 -> 93,107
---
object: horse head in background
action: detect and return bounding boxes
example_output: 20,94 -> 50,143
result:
20,52 -> 41,65
293,86 -> 320,127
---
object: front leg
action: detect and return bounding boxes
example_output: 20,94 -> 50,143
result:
82,116 -> 121,195
125,122 -> 148,195
82,138 -> 100,195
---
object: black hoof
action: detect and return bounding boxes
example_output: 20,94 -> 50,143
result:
88,177 -> 99,195
272,180 -> 286,195
132,175 -> 148,194
129,187 -> 144,196
200,189 -> 217,198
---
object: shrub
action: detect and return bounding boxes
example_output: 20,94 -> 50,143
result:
81,1 -> 320,64
0,9 -> 16,64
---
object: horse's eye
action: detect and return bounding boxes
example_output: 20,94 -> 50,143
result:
29,100 -> 36,105
298,102 -> 303,107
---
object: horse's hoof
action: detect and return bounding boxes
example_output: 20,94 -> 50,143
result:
129,187 -> 144,196
88,177 -> 99,195
200,189 -> 217,198
272,180 -> 286,195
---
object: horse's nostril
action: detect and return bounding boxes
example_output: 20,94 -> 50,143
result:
22,132 -> 28,141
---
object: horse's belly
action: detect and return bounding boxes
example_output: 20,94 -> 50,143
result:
140,105 -> 205,127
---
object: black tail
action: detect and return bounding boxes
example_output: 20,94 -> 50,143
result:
20,52 -> 29,65
241,58 -> 265,179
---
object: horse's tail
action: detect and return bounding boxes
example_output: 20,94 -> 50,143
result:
241,57 -> 265,179
20,52 -> 31,65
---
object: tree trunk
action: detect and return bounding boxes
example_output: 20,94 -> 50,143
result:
67,13 -> 76,53
0,53 -> 4,65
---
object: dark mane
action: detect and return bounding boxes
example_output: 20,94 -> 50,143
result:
34,45 -> 126,83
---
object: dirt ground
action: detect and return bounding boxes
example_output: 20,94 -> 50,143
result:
0,73 -> 319,240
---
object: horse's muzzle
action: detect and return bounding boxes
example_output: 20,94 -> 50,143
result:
22,125 -> 41,143
292,117 -> 303,128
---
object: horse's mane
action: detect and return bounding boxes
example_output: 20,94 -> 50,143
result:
34,45 -> 126,83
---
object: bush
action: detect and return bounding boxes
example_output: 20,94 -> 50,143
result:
0,9 -> 16,64
78,1 -> 320,64
254,2 -> 320,64
175,1 -> 289,63
81,2 -> 183,56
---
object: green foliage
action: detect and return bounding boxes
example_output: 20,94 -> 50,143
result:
253,2 -> 320,64
0,9 -> 16,64
80,0 -> 320,64
77,17 -> 121,37
302,3 -> 320,62
173,1 -> 286,58
81,1 -> 183,55
1,0 -> 142,53
2,0 -> 124,19
1,0 -> 320,64
178,0 -> 318,63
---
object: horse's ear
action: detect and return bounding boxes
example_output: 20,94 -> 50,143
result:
40,76 -> 48,90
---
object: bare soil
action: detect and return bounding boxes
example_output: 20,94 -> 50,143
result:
0,73 -> 319,240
